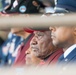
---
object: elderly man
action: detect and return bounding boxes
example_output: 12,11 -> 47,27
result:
29,31 -> 63,66
25,47 -> 42,66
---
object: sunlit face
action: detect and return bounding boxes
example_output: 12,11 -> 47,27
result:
30,31 -> 55,59
49,26 -> 76,48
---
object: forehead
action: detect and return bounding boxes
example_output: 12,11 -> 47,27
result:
54,26 -> 72,29
52,26 -> 73,33
34,31 -> 50,35
34,31 -> 44,34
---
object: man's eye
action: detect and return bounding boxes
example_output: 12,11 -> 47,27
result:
38,32 -> 44,36
37,34 -> 44,40
38,34 -> 44,36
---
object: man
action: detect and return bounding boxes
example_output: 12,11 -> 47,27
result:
13,28 -> 34,66
30,31 -> 63,66
25,47 -> 42,66
49,0 -> 76,66
0,28 -> 33,67
49,26 -> 76,65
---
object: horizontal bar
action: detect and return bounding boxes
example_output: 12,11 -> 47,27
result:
0,14 -> 76,30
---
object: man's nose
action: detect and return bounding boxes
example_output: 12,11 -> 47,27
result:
25,48 -> 31,55
49,26 -> 56,32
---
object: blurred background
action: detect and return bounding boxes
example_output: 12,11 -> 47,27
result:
0,0 -> 10,11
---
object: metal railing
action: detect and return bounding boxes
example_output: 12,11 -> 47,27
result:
0,13 -> 76,30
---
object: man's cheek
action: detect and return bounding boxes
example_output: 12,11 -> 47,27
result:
59,33 -> 68,41
56,31 -> 62,39
40,41 -> 47,50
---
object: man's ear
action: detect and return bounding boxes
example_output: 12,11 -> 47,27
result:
73,27 -> 76,36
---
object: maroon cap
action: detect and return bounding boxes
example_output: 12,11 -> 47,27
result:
24,28 -> 46,33
24,28 -> 34,33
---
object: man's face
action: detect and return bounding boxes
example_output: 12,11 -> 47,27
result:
25,47 -> 41,66
30,31 -> 55,59
49,26 -> 75,48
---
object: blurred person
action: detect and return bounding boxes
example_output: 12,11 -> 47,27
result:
49,26 -> 76,65
25,47 -> 42,66
13,28 -> 34,66
0,28 -> 33,67
0,32 -> 24,66
30,31 -> 63,66
48,0 -> 76,69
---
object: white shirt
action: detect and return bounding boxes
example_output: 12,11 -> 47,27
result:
64,44 -> 76,58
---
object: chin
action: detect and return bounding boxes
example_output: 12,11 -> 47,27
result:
52,40 -> 59,47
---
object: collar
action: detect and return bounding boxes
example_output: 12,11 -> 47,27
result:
43,52 -> 54,61
64,44 -> 76,58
